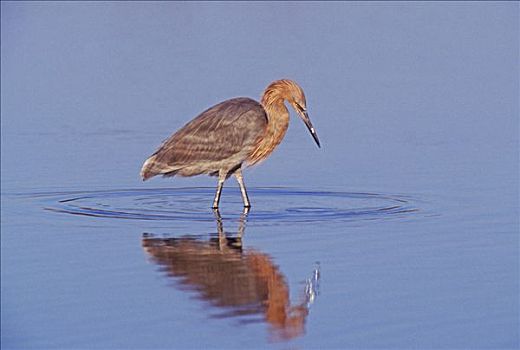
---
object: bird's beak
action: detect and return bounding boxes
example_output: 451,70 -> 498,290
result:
299,111 -> 321,148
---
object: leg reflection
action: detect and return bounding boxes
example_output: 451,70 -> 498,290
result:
212,207 -> 249,251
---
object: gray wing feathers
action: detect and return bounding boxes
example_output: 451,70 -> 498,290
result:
141,98 -> 267,180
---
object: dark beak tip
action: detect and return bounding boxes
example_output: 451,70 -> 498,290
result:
300,111 -> 321,149
310,132 -> 321,148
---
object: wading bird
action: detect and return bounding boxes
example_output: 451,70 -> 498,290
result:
140,79 -> 320,208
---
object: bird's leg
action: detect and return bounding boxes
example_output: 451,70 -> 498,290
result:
212,171 -> 226,209
234,168 -> 251,208
212,208 -> 224,233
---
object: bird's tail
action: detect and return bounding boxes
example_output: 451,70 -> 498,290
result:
140,155 -> 159,181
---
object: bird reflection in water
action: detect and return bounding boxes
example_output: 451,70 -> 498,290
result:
142,208 -> 320,341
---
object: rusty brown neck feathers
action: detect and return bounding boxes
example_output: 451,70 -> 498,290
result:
247,80 -> 301,165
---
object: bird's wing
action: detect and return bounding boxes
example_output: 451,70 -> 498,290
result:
151,97 -> 267,168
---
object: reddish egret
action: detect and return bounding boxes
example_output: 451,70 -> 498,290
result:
140,79 -> 320,208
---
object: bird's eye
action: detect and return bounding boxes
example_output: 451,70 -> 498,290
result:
296,103 -> 306,112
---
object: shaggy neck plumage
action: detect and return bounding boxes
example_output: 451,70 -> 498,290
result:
247,85 -> 292,165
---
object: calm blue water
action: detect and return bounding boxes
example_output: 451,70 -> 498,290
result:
1,2 -> 518,349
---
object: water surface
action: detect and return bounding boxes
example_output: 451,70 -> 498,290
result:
1,2 -> 518,349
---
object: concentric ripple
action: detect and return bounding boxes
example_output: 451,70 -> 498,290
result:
33,187 -> 419,224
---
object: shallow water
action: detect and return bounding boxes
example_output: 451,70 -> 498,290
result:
1,2 -> 518,349
37,188 -> 418,223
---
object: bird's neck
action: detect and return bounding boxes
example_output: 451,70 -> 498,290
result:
247,100 -> 289,165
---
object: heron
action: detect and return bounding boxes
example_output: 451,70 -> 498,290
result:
140,79 -> 320,208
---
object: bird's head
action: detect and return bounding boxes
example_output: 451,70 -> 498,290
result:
262,79 -> 321,148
